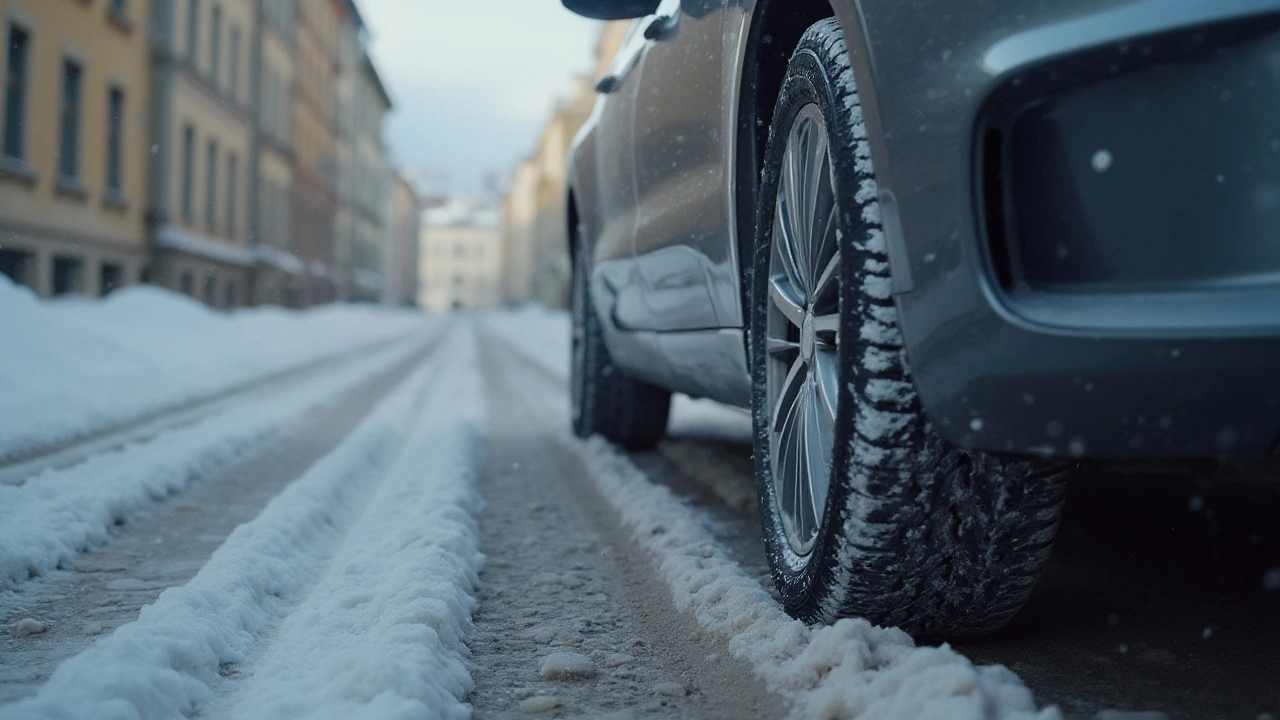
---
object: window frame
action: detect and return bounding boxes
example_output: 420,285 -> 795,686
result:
4,23 -> 31,162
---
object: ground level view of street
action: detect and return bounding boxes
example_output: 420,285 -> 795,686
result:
0,282 -> 1277,719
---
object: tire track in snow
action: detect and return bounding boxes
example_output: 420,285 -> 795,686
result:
0,334 -> 438,705
490,330 -> 1058,720
0,329 -> 441,592
0,325 -> 476,720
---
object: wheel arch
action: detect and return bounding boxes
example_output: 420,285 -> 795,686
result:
733,1 -> 888,316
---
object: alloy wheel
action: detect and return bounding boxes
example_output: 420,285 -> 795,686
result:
765,104 -> 841,557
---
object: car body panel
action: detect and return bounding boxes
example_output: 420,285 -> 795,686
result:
568,0 -> 1280,460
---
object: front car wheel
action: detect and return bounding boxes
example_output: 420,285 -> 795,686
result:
749,18 -> 1069,638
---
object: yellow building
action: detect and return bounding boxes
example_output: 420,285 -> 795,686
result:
147,0 -> 256,307
419,198 -> 503,312
0,0 -> 152,297
500,20 -> 628,308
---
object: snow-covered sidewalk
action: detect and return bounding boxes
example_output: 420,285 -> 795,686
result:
0,277 -> 429,461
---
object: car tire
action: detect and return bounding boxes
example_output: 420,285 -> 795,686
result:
748,18 -> 1068,638
570,227 -> 671,449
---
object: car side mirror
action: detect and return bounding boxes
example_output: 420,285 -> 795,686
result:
561,0 -> 661,20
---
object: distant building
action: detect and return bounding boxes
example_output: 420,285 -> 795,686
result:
384,171 -> 420,307
0,0 -> 153,298
500,20 -> 628,308
418,198 -> 502,312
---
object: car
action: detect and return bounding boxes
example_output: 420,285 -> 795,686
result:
559,0 -> 1280,637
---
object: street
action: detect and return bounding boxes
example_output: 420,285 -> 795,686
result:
1,306 -> 1278,719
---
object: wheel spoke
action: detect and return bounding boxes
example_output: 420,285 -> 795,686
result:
813,249 -> 840,306
766,336 -> 800,357
813,349 -> 839,426
770,354 -> 807,434
768,276 -> 806,329
773,201 -> 807,300
784,130 -> 812,292
802,128 -> 830,286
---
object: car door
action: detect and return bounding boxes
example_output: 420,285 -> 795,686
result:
589,20 -> 653,331
629,0 -> 737,331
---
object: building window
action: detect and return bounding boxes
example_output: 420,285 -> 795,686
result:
223,281 -> 236,308
186,0 -> 199,63
52,256 -> 82,296
205,139 -> 218,230
180,270 -> 193,295
203,273 -> 216,304
4,25 -> 30,161
228,25 -> 240,102
105,87 -> 124,193
226,153 -> 237,235
0,248 -> 31,286
181,125 -> 195,220
209,5 -> 221,86
100,262 -> 122,295
58,60 -> 82,180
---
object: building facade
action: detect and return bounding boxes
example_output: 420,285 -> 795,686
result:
248,0 -> 304,305
0,0 -> 152,297
419,198 -> 502,312
384,170 -> 419,306
147,0 -> 256,307
288,0 -> 340,305
1,0 -> 405,310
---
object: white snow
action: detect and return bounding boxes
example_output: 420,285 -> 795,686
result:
0,325 -> 486,720
0,337 -> 430,589
0,276 -> 428,461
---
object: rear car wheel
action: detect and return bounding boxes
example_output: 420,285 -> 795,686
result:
570,227 -> 671,449
749,18 -> 1069,637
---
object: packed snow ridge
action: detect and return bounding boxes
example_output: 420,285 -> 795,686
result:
2,325 -> 486,720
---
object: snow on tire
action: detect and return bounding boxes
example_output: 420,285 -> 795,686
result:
748,18 -> 1069,637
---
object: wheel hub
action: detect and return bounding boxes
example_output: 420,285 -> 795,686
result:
800,312 -> 816,364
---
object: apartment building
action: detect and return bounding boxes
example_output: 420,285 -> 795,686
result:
0,0 -> 151,297
1,0 -> 399,309
290,0 -> 341,305
248,0 -> 303,305
145,0 -> 255,307
384,171 -> 419,307
419,198 -> 502,312
348,52 -> 391,302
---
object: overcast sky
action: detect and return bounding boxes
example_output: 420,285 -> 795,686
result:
358,0 -> 602,198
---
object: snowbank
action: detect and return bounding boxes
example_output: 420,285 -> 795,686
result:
0,326 -> 484,720
0,338 -> 429,588
0,277 -> 429,461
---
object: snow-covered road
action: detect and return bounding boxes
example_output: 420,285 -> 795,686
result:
1,285 -> 1277,719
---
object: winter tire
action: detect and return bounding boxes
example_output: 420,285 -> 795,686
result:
748,18 -> 1068,638
570,226 -> 672,449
